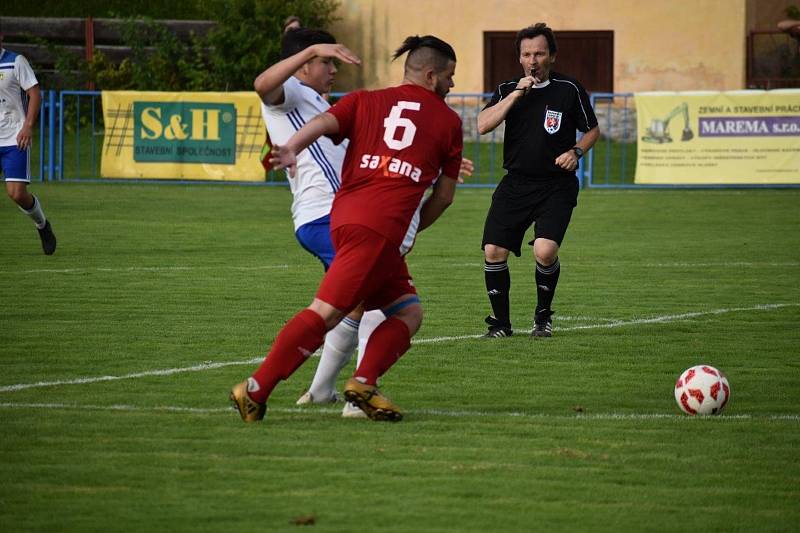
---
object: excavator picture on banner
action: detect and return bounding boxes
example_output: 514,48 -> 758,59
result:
642,102 -> 695,143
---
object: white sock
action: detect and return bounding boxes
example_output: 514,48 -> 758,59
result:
355,310 -> 386,368
246,377 -> 260,393
308,316 -> 359,401
20,195 -> 47,229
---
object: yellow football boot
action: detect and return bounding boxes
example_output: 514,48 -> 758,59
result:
343,378 -> 403,422
229,380 -> 266,422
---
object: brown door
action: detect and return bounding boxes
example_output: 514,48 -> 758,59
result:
483,30 -> 614,95
483,32 -> 519,94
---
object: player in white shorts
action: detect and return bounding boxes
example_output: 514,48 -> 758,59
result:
0,30 -> 56,254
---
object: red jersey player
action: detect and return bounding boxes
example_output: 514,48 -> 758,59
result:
230,35 -> 463,423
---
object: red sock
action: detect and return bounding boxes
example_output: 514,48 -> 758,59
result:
355,317 -> 411,385
249,309 -> 326,403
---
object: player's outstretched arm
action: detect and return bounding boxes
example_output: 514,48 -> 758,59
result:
418,175 -> 458,232
254,44 -> 361,105
269,112 -> 341,177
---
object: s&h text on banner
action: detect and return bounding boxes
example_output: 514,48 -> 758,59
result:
101,91 -> 267,181
635,90 -> 800,184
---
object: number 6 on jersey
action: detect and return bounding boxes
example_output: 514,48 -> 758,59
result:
383,101 -> 421,150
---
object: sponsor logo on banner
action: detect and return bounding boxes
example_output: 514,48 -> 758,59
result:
698,116 -> 800,136
133,102 -> 236,164
544,108 -> 562,134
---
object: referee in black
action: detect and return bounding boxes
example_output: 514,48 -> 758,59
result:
479,23 -> 600,338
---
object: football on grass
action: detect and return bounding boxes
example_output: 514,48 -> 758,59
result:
674,365 -> 730,415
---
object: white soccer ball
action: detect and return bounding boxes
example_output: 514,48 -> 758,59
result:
674,365 -> 730,415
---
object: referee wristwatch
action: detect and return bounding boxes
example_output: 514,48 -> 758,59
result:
571,146 -> 584,159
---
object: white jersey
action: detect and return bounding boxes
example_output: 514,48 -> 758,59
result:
0,48 -> 38,147
261,76 -> 347,230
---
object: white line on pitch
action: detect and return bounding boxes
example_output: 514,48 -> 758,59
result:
413,303 -> 800,343
13,261 -> 798,276
0,359 -> 261,393
1,303 -> 797,394
447,262 -> 799,268
10,265 -> 291,275
557,316 -> 619,322
0,402 -> 798,422
644,262 -> 800,268
557,303 -> 799,332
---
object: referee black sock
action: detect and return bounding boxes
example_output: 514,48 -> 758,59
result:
485,260 -> 511,326
535,258 -> 560,313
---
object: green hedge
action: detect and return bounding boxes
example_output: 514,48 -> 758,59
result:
13,0 -> 341,91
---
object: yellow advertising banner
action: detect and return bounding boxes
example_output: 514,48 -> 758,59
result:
635,90 -> 800,184
101,91 -> 267,181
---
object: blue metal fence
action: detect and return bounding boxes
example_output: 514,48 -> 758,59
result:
37,91 -> 509,187
587,92 -> 636,188
36,90 -> 59,182
59,90 -> 102,180
36,90 -> 795,188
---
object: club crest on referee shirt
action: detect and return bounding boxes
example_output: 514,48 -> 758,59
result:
544,109 -> 562,134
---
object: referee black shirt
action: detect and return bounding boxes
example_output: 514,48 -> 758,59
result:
484,71 -> 598,181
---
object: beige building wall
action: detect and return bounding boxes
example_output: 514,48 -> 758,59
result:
331,0 -> 750,94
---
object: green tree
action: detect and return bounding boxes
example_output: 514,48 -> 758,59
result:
113,17 -> 198,91
200,0 -> 340,91
23,0 -> 340,91
3,0 -> 206,18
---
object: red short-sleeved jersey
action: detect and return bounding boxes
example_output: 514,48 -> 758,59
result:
326,84 -> 463,247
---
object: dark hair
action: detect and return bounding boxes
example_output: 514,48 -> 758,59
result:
392,35 -> 456,71
515,23 -> 557,56
281,28 -> 336,59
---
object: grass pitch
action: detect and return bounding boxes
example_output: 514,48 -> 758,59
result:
1,183 -> 799,531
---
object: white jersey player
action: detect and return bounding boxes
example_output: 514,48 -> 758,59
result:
0,31 -> 56,254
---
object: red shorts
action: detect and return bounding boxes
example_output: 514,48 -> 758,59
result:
316,224 -> 417,313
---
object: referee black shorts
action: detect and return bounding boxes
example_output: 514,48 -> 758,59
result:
482,173 -> 579,257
